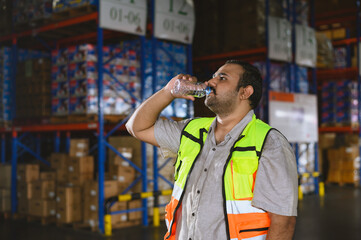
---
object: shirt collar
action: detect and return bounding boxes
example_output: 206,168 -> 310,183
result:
208,110 -> 254,142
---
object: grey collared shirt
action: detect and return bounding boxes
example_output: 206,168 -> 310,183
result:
154,110 -> 298,240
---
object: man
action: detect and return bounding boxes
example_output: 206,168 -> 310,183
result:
126,60 -> 298,240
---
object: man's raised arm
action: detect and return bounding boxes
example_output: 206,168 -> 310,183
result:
125,74 -> 196,146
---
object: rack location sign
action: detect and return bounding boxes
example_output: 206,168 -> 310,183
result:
269,91 -> 318,143
154,0 -> 195,44
268,16 -> 292,62
100,0 -> 147,36
295,25 -> 317,67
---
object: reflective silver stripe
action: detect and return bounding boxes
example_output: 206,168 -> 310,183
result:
226,200 -> 266,214
243,234 -> 267,240
230,238 -> 238,240
165,219 -> 169,228
171,183 -> 183,200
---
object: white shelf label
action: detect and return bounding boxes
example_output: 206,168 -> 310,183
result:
295,24 -> 317,67
154,0 -> 195,44
100,0 -> 147,36
269,91 -> 318,143
268,16 -> 292,62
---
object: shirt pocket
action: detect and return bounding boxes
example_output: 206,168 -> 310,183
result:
230,157 -> 258,200
236,214 -> 270,240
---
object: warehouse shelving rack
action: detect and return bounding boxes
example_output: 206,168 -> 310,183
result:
314,2 -> 361,186
0,0 -> 193,234
193,0 -> 322,196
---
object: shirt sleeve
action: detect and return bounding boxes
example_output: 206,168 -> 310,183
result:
251,130 -> 298,216
154,118 -> 190,158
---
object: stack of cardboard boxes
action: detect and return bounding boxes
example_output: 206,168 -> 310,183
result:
0,164 -> 11,212
28,172 -> 56,218
16,57 -> 52,122
2,136 -> 147,230
320,133 -> 360,185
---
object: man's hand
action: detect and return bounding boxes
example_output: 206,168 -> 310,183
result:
126,73 -> 196,146
164,74 -> 199,101
266,212 -> 296,240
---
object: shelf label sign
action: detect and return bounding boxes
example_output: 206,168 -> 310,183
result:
154,0 -> 195,44
268,16 -> 292,62
269,91 -> 318,143
295,24 -> 317,67
100,0 -> 147,36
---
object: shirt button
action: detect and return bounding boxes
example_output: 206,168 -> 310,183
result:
192,213 -> 195,216
197,190 -> 200,194
212,148 -> 216,151
204,168 -> 207,172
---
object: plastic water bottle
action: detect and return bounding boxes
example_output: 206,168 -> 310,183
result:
171,79 -> 211,98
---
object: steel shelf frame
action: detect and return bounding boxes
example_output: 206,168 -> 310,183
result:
0,0 -> 194,235
193,0 -> 320,195
0,0 -> 182,235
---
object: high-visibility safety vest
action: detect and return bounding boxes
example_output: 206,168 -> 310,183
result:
164,114 -> 273,240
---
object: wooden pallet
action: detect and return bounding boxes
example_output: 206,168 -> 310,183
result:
0,212 -> 12,220
73,222 -> 98,232
27,215 -> 56,225
327,181 -> 360,188
52,4 -> 96,21
50,116 -> 69,124
112,219 -> 142,229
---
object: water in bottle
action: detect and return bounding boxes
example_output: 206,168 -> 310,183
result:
171,79 -> 211,98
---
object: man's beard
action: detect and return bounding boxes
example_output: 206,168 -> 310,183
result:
204,89 -> 239,117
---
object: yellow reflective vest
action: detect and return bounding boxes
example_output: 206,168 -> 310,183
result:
164,115 -> 273,240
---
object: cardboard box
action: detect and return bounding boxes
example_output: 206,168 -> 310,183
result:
68,172 -> 93,186
50,153 -> 68,169
110,166 -> 136,183
327,170 -> 341,183
319,133 -> 336,149
56,203 -> 82,223
29,199 -> 56,217
128,200 -> 142,221
17,183 -> 33,199
343,146 -> 359,162
83,180 -> 119,226
68,156 -> 94,174
341,170 -> 360,183
110,147 -> 133,167
17,164 -> 39,183
56,168 -> 68,183
84,200 -> 127,228
83,180 -> 120,200
56,186 -> 82,208
32,181 -> 56,200
0,196 -> 11,212
69,139 -> 89,157
18,198 -> 29,214
108,137 -> 141,192
40,171 -> 56,181
56,186 -> 82,223
0,189 -> 10,198
0,164 -> 11,188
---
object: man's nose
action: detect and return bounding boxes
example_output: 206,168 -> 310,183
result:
207,77 -> 217,87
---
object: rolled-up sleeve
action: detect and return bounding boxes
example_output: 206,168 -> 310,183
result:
154,118 -> 190,158
252,130 -> 298,216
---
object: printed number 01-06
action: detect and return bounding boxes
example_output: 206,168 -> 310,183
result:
109,7 -> 140,25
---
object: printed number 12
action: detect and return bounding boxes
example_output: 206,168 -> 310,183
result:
169,0 -> 188,16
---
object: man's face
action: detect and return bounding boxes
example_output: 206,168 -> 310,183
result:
205,63 -> 244,116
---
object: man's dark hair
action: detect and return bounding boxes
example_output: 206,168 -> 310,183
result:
225,60 -> 263,109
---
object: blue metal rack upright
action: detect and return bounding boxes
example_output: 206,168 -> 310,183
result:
357,0 -> 361,186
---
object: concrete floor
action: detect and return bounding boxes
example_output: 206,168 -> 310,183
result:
1,185 -> 360,240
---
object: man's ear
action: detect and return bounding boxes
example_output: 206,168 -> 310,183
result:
240,85 -> 254,100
